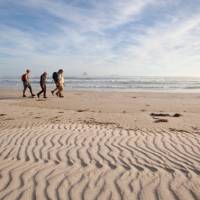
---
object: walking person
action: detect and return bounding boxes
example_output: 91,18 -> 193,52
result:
51,71 -> 59,95
56,69 -> 64,98
21,69 -> 35,97
37,72 -> 47,98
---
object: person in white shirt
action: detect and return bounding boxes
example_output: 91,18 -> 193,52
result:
56,69 -> 64,98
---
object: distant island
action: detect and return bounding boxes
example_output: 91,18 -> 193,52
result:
82,72 -> 88,76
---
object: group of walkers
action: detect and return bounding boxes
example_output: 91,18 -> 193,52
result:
21,69 -> 65,98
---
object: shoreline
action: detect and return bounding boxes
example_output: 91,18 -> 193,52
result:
1,86 -> 200,94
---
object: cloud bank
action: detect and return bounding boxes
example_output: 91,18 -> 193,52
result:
0,0 -> 200,76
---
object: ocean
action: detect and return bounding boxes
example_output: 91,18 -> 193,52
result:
1,76 -> 200,92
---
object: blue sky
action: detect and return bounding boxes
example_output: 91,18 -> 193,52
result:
0,0 -> 200,76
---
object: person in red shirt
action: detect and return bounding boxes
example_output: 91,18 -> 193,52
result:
21,69 -> 35,98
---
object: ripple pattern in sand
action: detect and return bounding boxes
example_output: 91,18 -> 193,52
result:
0,123 -> 200,200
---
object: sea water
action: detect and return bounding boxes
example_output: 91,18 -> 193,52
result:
1,76 -> 200,92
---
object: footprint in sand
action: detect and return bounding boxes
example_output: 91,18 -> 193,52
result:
34,116 -> 41,119
154,119 -> 168,123
4,118 -> 15,121
173,113 -> 182,117
77,109 -> 89,112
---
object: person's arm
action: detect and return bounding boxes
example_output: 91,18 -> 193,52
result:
61,74 -> 64,83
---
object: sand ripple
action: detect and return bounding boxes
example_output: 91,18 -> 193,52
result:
0,123 -> 200,200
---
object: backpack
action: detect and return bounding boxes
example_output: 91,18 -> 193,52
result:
52,72 -> 58,82
21,74 -> 26,81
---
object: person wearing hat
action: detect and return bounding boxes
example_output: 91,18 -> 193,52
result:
21,69 -> 35,98
37,72 -> 47,98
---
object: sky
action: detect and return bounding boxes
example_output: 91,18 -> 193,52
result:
0,0 -> 200,76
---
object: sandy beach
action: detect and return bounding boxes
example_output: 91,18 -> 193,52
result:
0,89 -> 200,200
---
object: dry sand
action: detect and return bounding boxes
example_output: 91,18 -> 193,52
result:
0,88 -> 200,200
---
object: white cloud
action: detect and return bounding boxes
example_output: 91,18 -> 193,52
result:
18,0 -> 157,32
116,12 -> 200,76
1,0 -> 200,76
